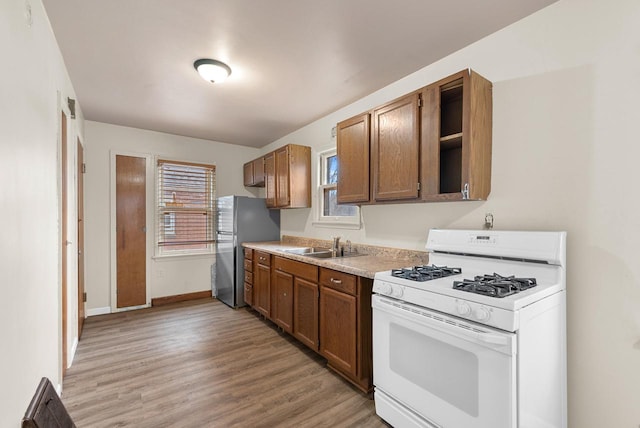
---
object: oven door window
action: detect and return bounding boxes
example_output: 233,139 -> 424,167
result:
373,297 -> 517,428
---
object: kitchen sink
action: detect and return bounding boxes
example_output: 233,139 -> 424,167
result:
283,247 -> 365,259
283,247 -> 331,255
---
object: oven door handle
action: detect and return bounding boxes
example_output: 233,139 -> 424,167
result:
373,296 -> 515,355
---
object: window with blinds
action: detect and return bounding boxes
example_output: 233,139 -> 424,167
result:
157,159 -> 216,254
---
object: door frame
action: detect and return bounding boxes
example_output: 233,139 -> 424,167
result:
109,150 -> 154,313
77,138 -> 85,337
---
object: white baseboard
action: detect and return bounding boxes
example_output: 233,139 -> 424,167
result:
86,306 -> 111,317
68,337 -> 78,368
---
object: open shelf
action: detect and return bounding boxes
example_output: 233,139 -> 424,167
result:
439,78 -> 464,194
440,132 -> 463,150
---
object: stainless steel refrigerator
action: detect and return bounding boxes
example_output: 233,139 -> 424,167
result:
214,196 -> 280,308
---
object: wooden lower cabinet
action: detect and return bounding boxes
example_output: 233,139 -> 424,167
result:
254,252 -> 272,317
243,249 -> 372,393
273,269 -> 294,333
319,285 -> 357,376
293,277 -> 319,351
243,282 -> 253,306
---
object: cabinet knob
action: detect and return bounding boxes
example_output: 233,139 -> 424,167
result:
330,278 -> 342,284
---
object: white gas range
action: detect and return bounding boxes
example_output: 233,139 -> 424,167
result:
372,229 -> 567,428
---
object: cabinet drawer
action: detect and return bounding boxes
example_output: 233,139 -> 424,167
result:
244,259 -> 253,272
255,251 -> 271,266
319,268 -> 356,295
274,256 -> 318,282
245,271 -> 253,284
244,248 -> 253,260
244,282 -> 253,306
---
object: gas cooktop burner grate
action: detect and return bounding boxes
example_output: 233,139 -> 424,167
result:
453,273 -> 537,298
391,265 -> 462,282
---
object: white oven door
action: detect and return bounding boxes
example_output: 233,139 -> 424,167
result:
373,295 -> 517,428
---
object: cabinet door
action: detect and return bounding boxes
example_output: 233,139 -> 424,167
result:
273,269 -> 294,333
264,152 -> 276,208
275,146 -> 290,207
255,263 -> 271,317
421,70 -> 492,201
253,158 -> 265,186
372,93 -> 420,201
244,282 -> 253,306
320,285 -> 357,377
243,161 -> 254,186
337,113 -> 370,204
294,277 -> 319,351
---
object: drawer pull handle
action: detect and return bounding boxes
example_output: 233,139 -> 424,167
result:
330,278 -> 342,284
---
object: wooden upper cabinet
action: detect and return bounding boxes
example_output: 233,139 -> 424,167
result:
243,162 -> 254,187
243,158 -> 265,187
335,68 -> 492,205
337,113 -> 370,204
264,144 -> 311,209
264,152 -> 276,207
421,69 -> 492,201
275,146 -> 290,207
372,93 -> 420,201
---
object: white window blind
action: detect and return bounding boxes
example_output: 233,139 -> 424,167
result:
157,159 -> 216,254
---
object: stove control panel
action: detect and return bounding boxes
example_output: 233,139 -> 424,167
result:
373,280 -> 405,299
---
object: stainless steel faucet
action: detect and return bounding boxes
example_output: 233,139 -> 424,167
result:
332,236 -> 341,257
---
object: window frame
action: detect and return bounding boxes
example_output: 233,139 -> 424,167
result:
155,158 -> 216,257
313,149 -> 361,229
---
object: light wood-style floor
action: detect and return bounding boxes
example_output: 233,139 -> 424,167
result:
62,298 -> 388,427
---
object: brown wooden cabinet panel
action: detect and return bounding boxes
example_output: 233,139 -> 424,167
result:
263,144 -> 311,209
275,146 -> 290,207
254,258 -> 271,317
337,113 -> 370,204
421,69 -> 492,201
319,268 -> 356,295
372,93 -> 420,201
244,282 -> 253,306
273,269 -> 294,333
294,277 -> 319,351
252,158 -> 265,186
274,256 -> 318,283
264,152 -> 276,208
243,158 -> 265,187
320,285 -> 357,377
243,161 -> 254,187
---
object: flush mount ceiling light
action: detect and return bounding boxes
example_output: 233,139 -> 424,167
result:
194,59 -> 232,83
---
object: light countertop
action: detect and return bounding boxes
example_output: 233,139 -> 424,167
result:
242,237 -> 429,279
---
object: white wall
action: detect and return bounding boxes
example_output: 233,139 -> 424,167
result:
83,121 -> 259,312
0,0 -> 83,426
262,0 -> 640,426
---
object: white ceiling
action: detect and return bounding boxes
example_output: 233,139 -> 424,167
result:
43,0 -> 557,148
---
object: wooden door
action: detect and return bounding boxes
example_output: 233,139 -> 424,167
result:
294,277 -> 318,351
319,285 -> 357,376
115,155 -> 146,308
264,152 -> 276,207
337,113 -> 370,204
61,111 -> 68,376
273,270 -> 294,333
372,93 -> 420,201
275,146 -> 290,207
77,140 -> 85,338
255,262 -> 271,317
